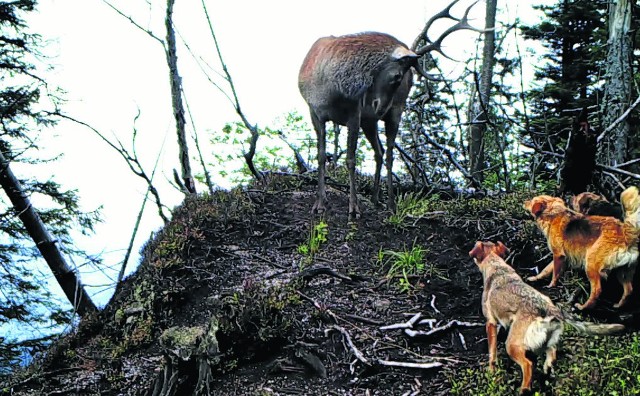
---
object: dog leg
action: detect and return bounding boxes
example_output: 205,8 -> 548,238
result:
527,260 -> 554,282
486,322 -> 498,371
543,346 -> 557,375
506,335 -> 533,394
549,254 -> 566,287
576,263 -> 602,310
614,267 -> 635,308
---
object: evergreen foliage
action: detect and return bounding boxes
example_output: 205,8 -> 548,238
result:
0,0 -> 100,373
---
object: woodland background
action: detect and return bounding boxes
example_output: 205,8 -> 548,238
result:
0,0 -> 639,388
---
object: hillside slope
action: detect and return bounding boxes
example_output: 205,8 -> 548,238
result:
4,175 -> 639,395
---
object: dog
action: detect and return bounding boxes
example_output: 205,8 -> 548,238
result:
621,186 -> 640,228
470,240 -> 625,394
524,188 -> 640,310
571,191 -> 623,221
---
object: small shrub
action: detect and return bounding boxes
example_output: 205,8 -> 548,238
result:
297,220 -> 329,263
377,242 -> 443,292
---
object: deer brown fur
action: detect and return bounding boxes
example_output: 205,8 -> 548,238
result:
298,0 -> 483,220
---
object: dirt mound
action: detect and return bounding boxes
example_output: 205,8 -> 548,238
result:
4,175 -> 637,395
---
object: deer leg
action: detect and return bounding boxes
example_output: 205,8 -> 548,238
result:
346,115 -> 361,221
362,119 -> 382,206
383,117 -> 399,212
311,112 -> 327,215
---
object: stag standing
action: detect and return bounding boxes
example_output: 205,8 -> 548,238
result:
298,0 -> 484,220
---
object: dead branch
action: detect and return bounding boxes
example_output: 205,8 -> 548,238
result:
102,1 -> 164,46
325,325 -> 370,366
380,313 -> 423,331
415,124 -> 482,189
404,320 -> 483,337
56,112 -> 170,224
377,359 -> 443,370
597,95 -> 640,143
184,85 -> 215,194
298,266 -> 354,283
430,295 -> 441,314
522,143 -> 640,181
275,129 -> 309,173
201,0 -> 263,180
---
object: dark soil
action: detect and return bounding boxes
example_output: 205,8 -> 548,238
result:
4,175 -> 639,396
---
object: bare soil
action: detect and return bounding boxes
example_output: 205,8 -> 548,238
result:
4,175 -> 638,395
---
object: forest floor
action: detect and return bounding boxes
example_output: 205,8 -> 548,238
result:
4,174 -> 640,396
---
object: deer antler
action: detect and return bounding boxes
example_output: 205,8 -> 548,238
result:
411,0 -> 489,78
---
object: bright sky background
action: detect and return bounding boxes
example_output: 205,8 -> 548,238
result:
17,0 -> 546,314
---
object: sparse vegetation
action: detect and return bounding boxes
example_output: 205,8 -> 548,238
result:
297,220 -> 329,265
377,241 -> 440,292
447,328 -> 640,395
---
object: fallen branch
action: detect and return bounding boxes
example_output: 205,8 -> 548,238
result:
380,313 -> 423,331
404,320 -> 483,337
298,266 -> 354,283
325,325 -> 370,366
377,359 -> 443,370
296,291 -> 339,322
430,295 -> 441,314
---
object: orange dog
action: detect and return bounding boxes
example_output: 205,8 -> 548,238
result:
470,240 -> 624,394
524,188 -> 640,310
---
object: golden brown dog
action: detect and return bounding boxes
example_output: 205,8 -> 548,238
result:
470,240 -> 624,394
524,188 -> 640,310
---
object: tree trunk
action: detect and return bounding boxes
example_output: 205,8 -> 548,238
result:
166,0 -> 196,194
0,151 -> 98,317
467,0 -> 497,183
599,0 -> 632,167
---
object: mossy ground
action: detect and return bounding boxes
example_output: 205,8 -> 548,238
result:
4,174 -> 640,395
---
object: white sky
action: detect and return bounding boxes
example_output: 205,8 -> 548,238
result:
18,0 -> 545,310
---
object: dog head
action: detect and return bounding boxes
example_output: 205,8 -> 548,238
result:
524,195 -> 566,219
571,192 -> 608,214
469,240 -> 509,265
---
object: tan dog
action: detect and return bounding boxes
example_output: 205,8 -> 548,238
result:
524,188 -> 640,310
470,241 -> 625,394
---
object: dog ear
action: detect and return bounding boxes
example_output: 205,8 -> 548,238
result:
469,241 -> 486,262
495,241 -> 509,258
530,200 -> 546,218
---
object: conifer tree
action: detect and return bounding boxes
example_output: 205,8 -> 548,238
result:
0,0 -> 99,372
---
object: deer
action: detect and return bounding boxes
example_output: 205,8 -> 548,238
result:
298,0 -> 485,221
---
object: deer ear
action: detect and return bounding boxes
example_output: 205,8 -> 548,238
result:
391,46 -> 418,60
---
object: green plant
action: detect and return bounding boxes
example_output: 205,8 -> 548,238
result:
297,220 -> 329,259
446,332 -> 640,395
377,242 -> 427,292
386,192 -> 442,227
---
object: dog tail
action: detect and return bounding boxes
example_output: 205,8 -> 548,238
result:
621,186 -> 640,229
565,319 -> 625,335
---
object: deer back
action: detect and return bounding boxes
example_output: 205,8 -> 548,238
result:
298,32 -> 416,121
